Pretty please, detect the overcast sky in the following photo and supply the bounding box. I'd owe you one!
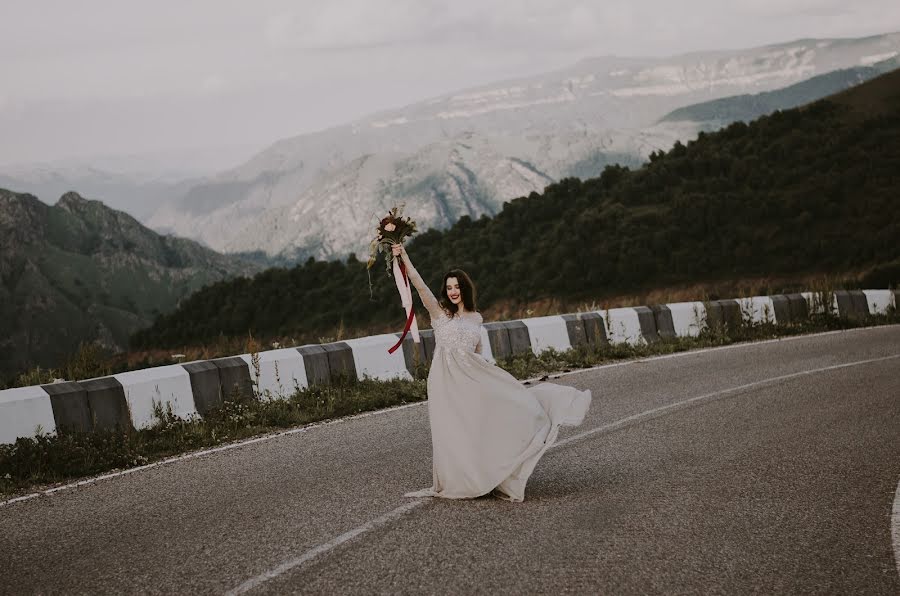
[2,0,899,172]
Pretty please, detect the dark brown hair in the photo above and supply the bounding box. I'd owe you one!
[440,269,477,316]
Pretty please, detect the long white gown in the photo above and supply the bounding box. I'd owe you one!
[401,259,592,502]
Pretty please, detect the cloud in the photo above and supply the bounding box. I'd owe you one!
[259,1,900,58]
[261,0,642,52]
[264,1,442,49]
[3,0,900,167]
[199,74,227,94]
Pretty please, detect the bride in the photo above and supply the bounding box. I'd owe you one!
[393,243,592,502]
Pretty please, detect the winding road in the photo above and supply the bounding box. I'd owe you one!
[2,325,899,595]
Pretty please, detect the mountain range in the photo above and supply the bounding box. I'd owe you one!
[143,32,900,263]
[0,165,196,221]
[0,190,259,380]
[133,66,900,351]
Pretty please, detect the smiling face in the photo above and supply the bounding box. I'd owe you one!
[445,276,462,305]
[441,268,476,315]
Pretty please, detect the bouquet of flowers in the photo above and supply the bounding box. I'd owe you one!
[367,204,420,353]
[367,204,418,275]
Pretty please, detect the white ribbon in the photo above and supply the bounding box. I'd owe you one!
[393,257,420,343]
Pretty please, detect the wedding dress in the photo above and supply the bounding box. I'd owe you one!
[401,259,592,502]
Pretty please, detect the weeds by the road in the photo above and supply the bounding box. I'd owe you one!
[0,377,427,498]
[1,308,897,498]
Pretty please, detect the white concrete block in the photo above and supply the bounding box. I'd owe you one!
[522,316,572,355]
[599,308,645,345]
[0,386,57,443]
[114,365,198,429]
[239,348,310,399]
[345,334,412,381]
[862,289,895,315]
[800,291,829,315]
[666,302,706,337]
[737,296,776,325]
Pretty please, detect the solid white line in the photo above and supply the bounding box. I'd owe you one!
[224,352,900,594]
[545,323,899,381]
[554,353,900,448]
[892,478,900,580]
[225,499,428,596]
[0,401,424,509]
[1,325,895,509]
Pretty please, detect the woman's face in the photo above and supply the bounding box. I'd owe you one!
[445,277,462,305]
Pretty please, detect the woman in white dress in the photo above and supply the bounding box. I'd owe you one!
[393,244,592,502]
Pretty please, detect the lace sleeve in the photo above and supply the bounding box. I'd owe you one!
[402,256,445,322]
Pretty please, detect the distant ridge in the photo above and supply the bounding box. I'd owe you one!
[146,32,900,264]
[660,56,900,126]
[0,189,259,380]
[132,68,900,350]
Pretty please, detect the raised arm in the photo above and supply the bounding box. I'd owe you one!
[393,244,444,321]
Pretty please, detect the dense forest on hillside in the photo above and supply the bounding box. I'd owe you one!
[131,69,900,350]
[0,191,258,379]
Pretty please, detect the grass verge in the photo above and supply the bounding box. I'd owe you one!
[1,310,897,499]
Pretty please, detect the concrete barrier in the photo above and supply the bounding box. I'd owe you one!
[322,342,358,382]
[114,365,197,429]
[706,300,741,332]
[786,294,809,322]
[600,308,646,345]
[483,321,532,359]
[2,287,894,444]
[345,334,412,381]
[665,302,705,337]
[0,386,57,443]
[522,316,571,355]
[399,335,427,377]
[297,345,331,387]
[649,305,677,339]
[238,348,309,400]
[581,312,609,347]
[800,291,829,316]
[483,322,512,360]
[418,329,436,362]
[181,361,223,416]
[737,296,777,325]
[862,290,895,315]
[79,377,133,432]
[633,306,660,342]
[834,290,869,320]
[212,357,254,402]
[506,321,532,355]
[41,381,92,434]
[561,314,586,347]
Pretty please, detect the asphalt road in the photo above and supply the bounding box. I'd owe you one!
[2,326,899,595]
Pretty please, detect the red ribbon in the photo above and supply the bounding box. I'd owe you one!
[388,261,415,354]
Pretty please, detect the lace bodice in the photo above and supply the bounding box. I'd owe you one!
[433,311,483,352]
[403,256,484,354]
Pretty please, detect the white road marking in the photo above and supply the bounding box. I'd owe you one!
[0,401,424,509]
[546,324,898,381]
[555,353,900,448]
[224,499,427,596]
[3,325,893,509]
[892,478,900,580]
[224,352,900,593]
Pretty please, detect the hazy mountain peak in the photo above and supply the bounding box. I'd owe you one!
[138,31,900,262]
[57,190,90,208]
